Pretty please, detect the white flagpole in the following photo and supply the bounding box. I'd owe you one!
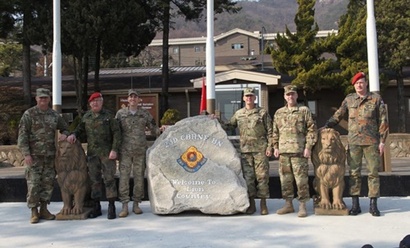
[366,0,380,93]
[206,0,215,114]
[52,0,62,112]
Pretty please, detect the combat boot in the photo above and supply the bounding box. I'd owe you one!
[133,201,143,214]
[349,196,362,216]
[107,199,116,220]
[88,199,102,218]
[260,198,269,215]
[298,202,307,218]
[276,198,295,215]
[246,197,256,214]
[119,203,128,218]
[369,198,380,217]
[30,207,39,224]
[39,201,55,220]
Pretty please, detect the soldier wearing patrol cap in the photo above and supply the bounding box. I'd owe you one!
[272,84,317,218]
[18,88,70,224]
[227,87,273,215]
[325,72,389,217]
[115,89,160,218]
[67,92,122,220]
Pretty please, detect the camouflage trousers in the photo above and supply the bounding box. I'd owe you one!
[347,144,381,198]
[87,155,118,200]
[25,155,56,208]
[278,154,310,202]
[241,152,270,199]
[118,151,146,203]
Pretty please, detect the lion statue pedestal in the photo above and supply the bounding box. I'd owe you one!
[311,128,349,216]
[55,140,92,220]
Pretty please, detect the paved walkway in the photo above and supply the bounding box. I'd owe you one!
[1,197,410,248]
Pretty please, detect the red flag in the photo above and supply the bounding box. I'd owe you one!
[199,76,207,114]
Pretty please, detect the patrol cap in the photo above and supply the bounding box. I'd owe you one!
[352,72,366,85]
[128,89,139,96]
[243,87,255,96]
[88,92,103,102]
[36,88,50,97]
[284,85,297,94]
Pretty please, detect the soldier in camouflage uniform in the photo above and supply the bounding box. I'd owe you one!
[272,85,317,218]
[325,72,389,217]
[115,89,160,218]
[67,92,122,220]
[18,88,70,224]
[228,87,273,215]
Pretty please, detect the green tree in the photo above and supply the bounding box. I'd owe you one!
[60,0,157,113]
[376,0,410,132]
[154,0,240,118]
[0,43,23,77]
[329,0,367,94]
[0,0,53,106]
[269,0,338,101]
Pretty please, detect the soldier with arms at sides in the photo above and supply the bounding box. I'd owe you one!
[115,89,160,217]
[272,85,317,218]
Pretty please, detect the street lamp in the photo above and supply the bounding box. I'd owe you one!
[260,26,267,71]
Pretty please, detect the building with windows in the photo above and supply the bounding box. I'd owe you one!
[2,28,408,134]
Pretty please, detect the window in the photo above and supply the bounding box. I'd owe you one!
[215,83,260,123]
[308,100,317,115]
[231,43,244,50]
[408,98,410,113]
[194,46,201,52]
[173,47,178,54]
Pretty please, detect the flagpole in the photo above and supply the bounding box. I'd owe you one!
[206,0,215,114]
[52,0,62,113]
[366,0,380,93]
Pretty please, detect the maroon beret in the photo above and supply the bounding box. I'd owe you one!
[352,72,366,85]
[88,92,103,102]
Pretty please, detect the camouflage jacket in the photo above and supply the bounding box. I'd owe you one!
[18,106,69,156]
[326,92,389,145]
[115,107,159,154]
[73,108,121,157]
[272,105,317,154]
[228,106,273,153]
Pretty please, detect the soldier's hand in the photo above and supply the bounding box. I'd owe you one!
[379,143,385,156]
[25,155,33,166]
[303,148,311,158]
[109,150,117,160]
[59,134,67,141]
[67,134,76,144]
[265,148,272,157]
[273,148,280,158]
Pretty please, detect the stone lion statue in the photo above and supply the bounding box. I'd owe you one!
[55,140,89,215]
[311,128,346,210]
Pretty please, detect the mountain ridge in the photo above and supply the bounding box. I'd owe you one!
[163,0,348,38]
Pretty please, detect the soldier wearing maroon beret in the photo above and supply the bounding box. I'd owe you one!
[68,92,121,220]
[325,72,389,217]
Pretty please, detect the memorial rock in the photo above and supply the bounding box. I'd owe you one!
[147,115,249,215]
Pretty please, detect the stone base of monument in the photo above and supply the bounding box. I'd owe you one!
[55,207,93,220]
[314,207,349,216]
